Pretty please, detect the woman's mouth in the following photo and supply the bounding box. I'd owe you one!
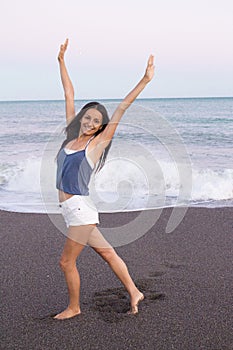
[83,125,96,133]
[84,125,94,131]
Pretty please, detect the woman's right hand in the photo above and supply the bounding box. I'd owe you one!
[57,38,75,123]
[58,38,69,62]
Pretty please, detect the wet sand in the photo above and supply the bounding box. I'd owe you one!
[0,207,233,350]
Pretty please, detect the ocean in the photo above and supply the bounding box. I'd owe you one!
[0,97,232,213]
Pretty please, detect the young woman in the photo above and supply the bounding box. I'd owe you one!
[54,39,154,320]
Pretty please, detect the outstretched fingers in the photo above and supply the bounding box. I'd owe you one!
[144,54,155,82]
[62,38,69,50]
[147,54,154,66]
[58,38,69,62]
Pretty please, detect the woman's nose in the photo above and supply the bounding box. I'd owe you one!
[89,119,95,128]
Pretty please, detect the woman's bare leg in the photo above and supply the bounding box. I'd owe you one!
[88,227,144,314]
[54,227,88,320]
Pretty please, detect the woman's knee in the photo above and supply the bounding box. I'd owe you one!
[59,256,76,272]
[97,248,117,263]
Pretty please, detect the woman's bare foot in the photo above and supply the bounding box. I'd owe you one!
[53,307,81,320]
[128,292,144,315]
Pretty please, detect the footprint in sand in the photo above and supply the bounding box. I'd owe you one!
[148,261,186,279]
[148,270,167,278]
[92,278,165,323]
[92,262,186,322]
[163,260,186,269]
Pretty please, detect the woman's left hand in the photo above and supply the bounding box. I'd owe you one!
[143,55,155,83]
[58,38,69,63]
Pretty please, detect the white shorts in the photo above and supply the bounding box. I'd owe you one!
[59,195,99,227]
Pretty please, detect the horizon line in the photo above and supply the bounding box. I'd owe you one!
[0,96,233,103]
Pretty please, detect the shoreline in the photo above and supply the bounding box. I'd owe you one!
[1,207,233,349]
[1,199,233,216]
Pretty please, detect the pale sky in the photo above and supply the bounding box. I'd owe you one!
[1,0,233,100]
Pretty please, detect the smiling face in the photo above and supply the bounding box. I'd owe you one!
[79,108,103,136]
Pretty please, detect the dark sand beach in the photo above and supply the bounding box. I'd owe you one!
[0,207,233,350]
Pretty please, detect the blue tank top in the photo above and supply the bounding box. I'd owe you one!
[56,138,94,195]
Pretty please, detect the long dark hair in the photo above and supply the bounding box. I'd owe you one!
[58,102,112,172]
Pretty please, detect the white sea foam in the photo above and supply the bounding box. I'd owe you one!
[2,157,41,192]
[0,155,232,213]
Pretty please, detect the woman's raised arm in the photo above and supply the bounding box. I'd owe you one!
[97,55,155,148]
[58,39,75,125]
